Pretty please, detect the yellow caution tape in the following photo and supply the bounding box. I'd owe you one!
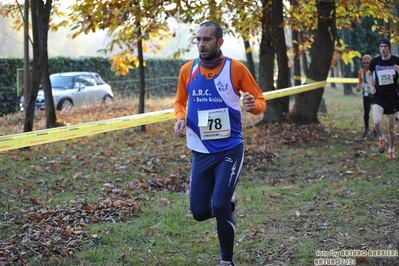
[0,79,346,153]
[263,81,326,100]
[295,76,359,84]
[327,77,358,84]
[0,109,175,152]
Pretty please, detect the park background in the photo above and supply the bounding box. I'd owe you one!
[0,1,399,265]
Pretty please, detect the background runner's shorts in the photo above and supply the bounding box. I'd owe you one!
[372,98,399,114]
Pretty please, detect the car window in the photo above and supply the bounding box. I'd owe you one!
[93,73,106,85]
[50,76,75,90]
[78,75,96,87]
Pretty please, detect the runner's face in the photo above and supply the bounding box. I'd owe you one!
[196,26,223,61]
[379,44,390,57]
[362,59,370,70]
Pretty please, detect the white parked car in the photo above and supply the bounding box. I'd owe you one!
[21,72,114,111]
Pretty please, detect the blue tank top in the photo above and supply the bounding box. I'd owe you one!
[186,57,243,153]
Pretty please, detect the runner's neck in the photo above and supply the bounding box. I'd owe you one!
[382,54,391,61]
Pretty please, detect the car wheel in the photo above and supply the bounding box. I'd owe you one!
[58,99,73,110]
[103,95,113,106]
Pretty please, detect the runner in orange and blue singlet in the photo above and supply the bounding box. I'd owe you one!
[174,21,266,266]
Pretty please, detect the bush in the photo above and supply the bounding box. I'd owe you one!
[0,87,19,116]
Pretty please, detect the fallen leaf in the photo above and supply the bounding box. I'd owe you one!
[22,181,35,187]
[351,173,360,178]
[65,228,74,234]
[28,213,45,220]
[272,179,281,185]
[145,228,153,235]
[51,257,61,263]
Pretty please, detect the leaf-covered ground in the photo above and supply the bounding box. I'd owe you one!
[1,97,399,265]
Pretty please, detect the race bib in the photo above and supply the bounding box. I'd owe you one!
[198,108,231,140]
[377,69,395,86]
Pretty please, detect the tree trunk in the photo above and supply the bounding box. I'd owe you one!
[137,21,146,132]
[290,0,301,87]
[290,0,336,124]
[340,27,354,96]
[272,0,290,112]
[260,0,290,123]
[24,0,55,133]
[42,59,59,127]
[329,67,336,88]
[244,39,256,81]
[23,0,30,113]
[300,31,309,77]
[39,3,58,128]
[292,28,301,86]
[258,0,275,117]
[23,0,36,133]
[342,60,353,95]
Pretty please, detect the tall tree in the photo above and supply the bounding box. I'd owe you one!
[291,0,301,87]
[136,20,146,132]
[261,0,291,123]
[258,0,275,102]
[23,0,29,119]
[26,0,60,132]
[291,0,336,124]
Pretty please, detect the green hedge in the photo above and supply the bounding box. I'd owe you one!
[0,88,19,116]
[0,58,24,87]
[0,57,189,115]
[0,56,188,86]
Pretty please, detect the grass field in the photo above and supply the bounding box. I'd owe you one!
[0,85,398,266]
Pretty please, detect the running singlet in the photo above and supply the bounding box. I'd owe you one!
[369,55,399,99]
[186,58,243,154]
[360,70,372,98]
